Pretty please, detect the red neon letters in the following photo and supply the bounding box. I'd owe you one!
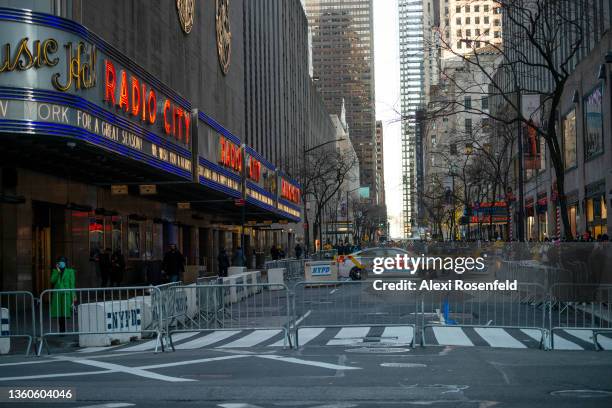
[248,156,261,182]
[281,179,300,204]
[219,137,242,172]
[103,59,189,144]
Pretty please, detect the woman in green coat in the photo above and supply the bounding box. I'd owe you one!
[50,256,76,333]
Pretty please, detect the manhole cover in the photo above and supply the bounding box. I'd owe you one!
[551,390,612,398]
[345,347,411,353]
[380,362,426,368]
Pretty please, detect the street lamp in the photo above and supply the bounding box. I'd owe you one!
[449,163,457,241]
[304,138,346,153]
[346,186,361,244]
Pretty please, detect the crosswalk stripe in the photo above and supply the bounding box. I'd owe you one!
[218,330,282,348]
[78,345,123,353]
[563,329,612,350]
[271,327,325,347]
[380,326,414,345]
[432,326,474,346]
[175,331,241,350]
[327,327,371,346]
[552,334,583,350]
[118,332,199,352]
[474,328,526,348]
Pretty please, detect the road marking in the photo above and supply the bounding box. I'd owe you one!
[432,326,473,346]
[118,332,199,352]
[380,326,414,345]
[520,328,545,344]
[285,327,326,347]
[0,359,58,367]
[175,330,241,349]
[218,330,282,348]
[474,328,526,348]
[218,404,263,408]
[65,358,195,382]
[256,354,361,370]
[293,310,312,327]
[0,370,111,382]
[78,345,123,353]
[552,334,583,350]
[327,327,371,346]
[77,404,134,408]
[138,355,248,370]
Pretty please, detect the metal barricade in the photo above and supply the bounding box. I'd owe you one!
[420,282,548,349]
[549,283,612,350]
[38,286,164,355]
[292,280,418,348]
[0,291,36,355]
[265,258,308,283]
[165,283,291,349]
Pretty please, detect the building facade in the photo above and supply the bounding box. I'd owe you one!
[0,1,302,292]
[303,0,377,204]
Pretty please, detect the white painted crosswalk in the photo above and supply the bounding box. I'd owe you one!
[73,325,612,354]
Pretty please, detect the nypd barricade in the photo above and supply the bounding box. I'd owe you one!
[304,260,338,282]
[38,287,164,355]
[0,291,37,355]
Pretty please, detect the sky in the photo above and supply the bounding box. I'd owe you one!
[373,0,403,238]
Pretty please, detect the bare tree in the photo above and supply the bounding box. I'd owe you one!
[422,0,592,240]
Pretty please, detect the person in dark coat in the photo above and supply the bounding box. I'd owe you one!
[295,243,303,259]
[110,250,125,287]
[271,246,279,261]
[98,248,112,287]
[232,246,246,267]
[162,244,185,282]
[217,248,230,277]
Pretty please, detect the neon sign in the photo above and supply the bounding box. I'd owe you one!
[281,179,300,204]
[104,59,190,144]
[218,136,242,172]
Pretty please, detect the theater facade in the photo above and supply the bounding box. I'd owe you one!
[0,5,301,292]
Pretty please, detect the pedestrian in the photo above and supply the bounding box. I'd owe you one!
[110,250,125,287]
[217,248,230,277]
[294,243,303,259]
[50,256,76,333]
[162,244,185,282]
[98,248,112,287]
[271,245,279,261]
[232,246,246,266]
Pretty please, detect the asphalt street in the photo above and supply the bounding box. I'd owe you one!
[1,342,612,407]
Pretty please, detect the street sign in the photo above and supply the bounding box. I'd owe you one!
[177,202,191,210]
[111,185,128,195]
[234,198,246,206]
[139,184,157,195]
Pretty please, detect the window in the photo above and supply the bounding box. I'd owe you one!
[457,29,462,37]
[465,118,473,135]
[481,96,489,110]
[562,109,577,168]
[466,29,471,37]
[464,96,472,108]
[457,41,462,49]
[466,17,471,24]
[466,5,470,12]
[494,19,500,26]
[456,17,461,25]
[484,16,489,24]
[484,5,489,12]
[494,31,500,38]
[456,6,461,12]
[475,17,480,24]
[584,86,604,160]
[450,143,458,155]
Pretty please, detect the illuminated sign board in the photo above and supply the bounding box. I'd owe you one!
[0,20,192,178]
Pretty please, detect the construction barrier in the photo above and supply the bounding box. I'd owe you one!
[38,286,164,355]
[0,291,36,355]
[292,280,418,348]
[549,283,612,350]
[164,283,291,350]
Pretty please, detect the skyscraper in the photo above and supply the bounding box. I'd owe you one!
[398,0,426,237]
[303,0,377,203]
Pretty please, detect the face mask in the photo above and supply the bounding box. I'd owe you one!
[58,261,66,270]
